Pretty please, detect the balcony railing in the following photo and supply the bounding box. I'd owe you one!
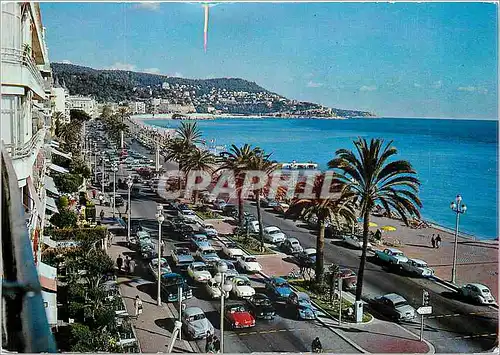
[1,144,57,352]
[1,47,45,93]
[5,128,46,160]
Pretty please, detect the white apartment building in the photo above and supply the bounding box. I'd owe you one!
[1,2,57,327]
[68,95,97,117]
[128,101,146,114]
[51,78,70,123]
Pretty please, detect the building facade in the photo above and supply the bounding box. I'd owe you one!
[51,79,70,123]
[68,95,97,117]
[128,101,146,114]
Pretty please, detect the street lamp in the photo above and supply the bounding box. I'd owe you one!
[214,262,233,354]
[94,143,98,182]
[450,194,467,284]
[112,164,118,218]
[156,207,165,306]
[101,156,108,196]
[126,175,133,245]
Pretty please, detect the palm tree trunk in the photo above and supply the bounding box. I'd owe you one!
[355,207,371,301]
[237,187,244,227]
[315,220,325,284]
[256,192,264,251]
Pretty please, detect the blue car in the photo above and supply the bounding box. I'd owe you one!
[265,276,292,299]
[190,234,210,250]
[160,273,193,302]
[286,291,317,320]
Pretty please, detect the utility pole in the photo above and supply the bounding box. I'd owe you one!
[338,277,343,326]
[420,290,430,341]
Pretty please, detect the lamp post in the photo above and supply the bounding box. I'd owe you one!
[94,143,98,182]
[450,194,467,284]
[126,175,133,245]
[156,207,165,306]
[112,164,118,218]
[214,262,233,354]
[101,156,108,195]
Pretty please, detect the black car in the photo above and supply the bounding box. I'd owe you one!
[245,293,276,320]
[113,195,125,207]
[222,204,238,217]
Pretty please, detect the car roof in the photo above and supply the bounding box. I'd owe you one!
[304,248,316,254]
[264,226,280,231]
[184,307,204,316]
[287,237,300,243]
[272,276,287,283]
[253,293,269,299]
[409,258,427,265]
[161,272,181,279]
[385,247,403,253]
[382,293,406,302]
[467,283,489,289]
[191,261,207,267]
[198,245,215,251]
[234,275,250,281]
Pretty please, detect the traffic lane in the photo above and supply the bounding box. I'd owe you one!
[244,203,498,352]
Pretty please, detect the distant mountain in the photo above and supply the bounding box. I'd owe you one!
[51,63,375,118]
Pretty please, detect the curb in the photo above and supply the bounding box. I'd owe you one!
[258,271,368,354]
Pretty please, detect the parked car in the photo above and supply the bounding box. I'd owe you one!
[204,278,229,299]
[246,220,260,233]
[171,247,195,269]
[246,293,276,319]
[181,307,214,340]
[230,276,256,299]
[281,238,304,255]
[187,262,212,283]
[111,194,125,207]
[195,245,221,265]
[265,276,293,300]
[222,241,244,260]
[209,259,239,278]
[458,283,497,305]
[263,226,287,244]
[295,248,317,268]
[224,303,256,329]
[140,243,158,260]
[273,202,290,214]
[374,248,408,265]
[200,224,218,238]
[400,258,434,277]
[237,255,262,273]
[190,234,210,250]
[286,291,317,320]
[149,257,172,279]
[160,273,192,302]
[265,199,280,208]
[368,293,416,322]
[213,199,227,210]
[342,234,373,250]
[339,268,357,291]
[180,209,198,223]
[222,204,238,217]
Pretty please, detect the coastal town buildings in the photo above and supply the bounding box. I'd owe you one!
[51,78,70,123]
[128,101,146,114]
[1,1,58,329]
[68,95,97,117]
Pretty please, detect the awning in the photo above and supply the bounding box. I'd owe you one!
[26,176,43,216]
[45,197,59,214]
[44,176,60,196]
[39,262,57,291]
[50,147,72,160]
[48,163,69,174]
[41,291,58,326]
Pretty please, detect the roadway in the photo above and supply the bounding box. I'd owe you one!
[243,202,498,353]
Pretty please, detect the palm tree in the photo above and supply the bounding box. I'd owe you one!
[165,138,194,189]
[328,138,422,301]
[287,191,356,284]
[118,106,129,123]
[245,148,277,251]
[177,121,202,145]
[218,144,261,226]
[183,148,216,203]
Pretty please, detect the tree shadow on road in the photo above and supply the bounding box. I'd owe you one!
[137,282,159,302]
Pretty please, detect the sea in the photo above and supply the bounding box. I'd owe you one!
[144,117,499,240]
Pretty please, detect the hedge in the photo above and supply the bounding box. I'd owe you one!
[45,227,107,242]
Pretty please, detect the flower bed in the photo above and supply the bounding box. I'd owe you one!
[231,233,275,256]
[289,280,372,323]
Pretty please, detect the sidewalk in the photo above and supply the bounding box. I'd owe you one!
[94,201,196,353]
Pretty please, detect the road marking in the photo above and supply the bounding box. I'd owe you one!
[428,311,497,319]
[432,333,497,342]
[228,328,306,337]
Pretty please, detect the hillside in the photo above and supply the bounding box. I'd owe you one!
[51,63,375,118]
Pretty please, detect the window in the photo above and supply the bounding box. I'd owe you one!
[44,301,48,308]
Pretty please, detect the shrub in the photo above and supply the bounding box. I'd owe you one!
[50,208,78,228]
[58,196,69,208]
[45,226,107,243]
[54,173,83,193]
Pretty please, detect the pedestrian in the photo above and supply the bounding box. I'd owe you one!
[100,209,105,220]
[160,240,165,256]
[125,202,129,214]
[205,332,214,353]
[213,335,220,353]
[129,259,136,274]
[116,254,123,271]
[92,189,97,199]
[436,234,442,248]
[124,255,131,273]
[134,295,143,317]
[431,234,436,248]
[119,210,122,219]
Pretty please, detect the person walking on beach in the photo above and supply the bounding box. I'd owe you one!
[116,254,123,271]
[134,295,143,317]
[431,234,436,248]
[435,234,442,248]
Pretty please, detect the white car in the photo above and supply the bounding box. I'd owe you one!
[149,258,171,279]
[187,262,212,283]
[400,258,434,277]
[200,224,218,238]
[458,283,497,305]
[204,278,229,299]
[263,226,286,244]
[342,234,373,250]
[237,255,262,273]
[181,209,198,222]
[213,199,227,210]
[246,220,260,233]
[222,241,244,260]
[230,276,256,299]
[195,245,221,264]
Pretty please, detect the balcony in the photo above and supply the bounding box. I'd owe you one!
[1,145,57,352]
[1,47,46,100]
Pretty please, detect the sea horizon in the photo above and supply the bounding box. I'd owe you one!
[141,116,499,241]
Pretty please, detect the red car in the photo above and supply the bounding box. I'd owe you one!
[224,303,256,329]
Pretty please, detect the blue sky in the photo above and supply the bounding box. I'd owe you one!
[41,2,498,119]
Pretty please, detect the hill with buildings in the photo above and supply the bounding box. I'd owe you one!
[51,63,375,118]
